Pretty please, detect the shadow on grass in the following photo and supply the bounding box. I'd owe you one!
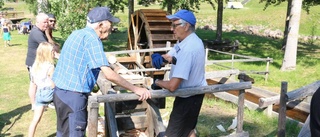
[197,112,300,136]
[7,44,22,47]
[0,104,31,136]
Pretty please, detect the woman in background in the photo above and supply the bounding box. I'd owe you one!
[2,22,11,47]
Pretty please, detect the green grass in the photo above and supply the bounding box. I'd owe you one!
[1,1,319,136]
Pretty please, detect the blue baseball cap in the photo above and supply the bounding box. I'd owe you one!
[87,7,120,23]
[166,9,196,26]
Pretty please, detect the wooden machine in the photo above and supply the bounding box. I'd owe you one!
[97,9,177,136]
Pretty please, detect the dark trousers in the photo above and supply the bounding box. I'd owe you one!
[165,94,204,137]
[310,87,320,137]
[53,87,89,137]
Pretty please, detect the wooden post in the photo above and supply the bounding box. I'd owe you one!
[278,81,288,137]
[88,96,99,137]
[236,73,246,133]
[105,102,118,137]
[146,100,166,136]
[265,57,270,82]
[205,48,209,66]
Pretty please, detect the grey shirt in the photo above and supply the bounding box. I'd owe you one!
[26,26,48,66]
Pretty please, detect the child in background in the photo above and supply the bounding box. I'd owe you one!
[2,22,11,47]
[28,42,56,137]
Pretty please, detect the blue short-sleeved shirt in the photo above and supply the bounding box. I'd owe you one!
[168,33,207,96]
[52,27,109,93]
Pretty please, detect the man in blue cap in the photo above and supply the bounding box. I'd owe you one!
[52,7,152,137]
[151,9,207,137]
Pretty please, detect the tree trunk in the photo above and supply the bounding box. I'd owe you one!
[166,0,172,14]
[37,0,48,13]
[128,0,134,28]
[215,0,223,42]
[280,0,302,71]
[281,0,292,50]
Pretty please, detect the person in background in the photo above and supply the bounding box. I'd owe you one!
[28,42,57,137]
[25,13,49,111]
[2,22,11,47]
[151,9,207,137]
[47,14,60,54]
[52,7,151,137]
[0,15,5,28]
[45,13,56,44]
[45,14,59,109]
[309,87,320,136]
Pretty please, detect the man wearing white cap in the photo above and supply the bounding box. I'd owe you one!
[52,7,152,137]
[151,9,207,137]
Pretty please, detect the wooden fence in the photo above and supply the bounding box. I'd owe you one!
[87,74,252,137]
[258,80,320,136]
[205,48,273,81]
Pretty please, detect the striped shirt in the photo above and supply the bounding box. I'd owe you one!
[53,27,109,93]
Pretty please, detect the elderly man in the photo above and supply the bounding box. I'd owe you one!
[25,13,49,111]
[52,7,151,137]
[151,9,207,137]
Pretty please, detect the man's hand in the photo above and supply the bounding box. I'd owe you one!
[151,53,163,69]
[133,87,152,101]
[151,79,162,89]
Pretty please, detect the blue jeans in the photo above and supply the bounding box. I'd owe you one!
[53,87,89,137]
[35,87,53,107]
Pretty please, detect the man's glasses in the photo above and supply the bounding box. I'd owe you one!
[171,23,182,29]
[49,20,56,23]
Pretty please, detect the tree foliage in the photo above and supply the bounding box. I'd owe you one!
[25,0,127,38]
[260,0,320,13]
[0,0,4,9]
[24,0,217,39]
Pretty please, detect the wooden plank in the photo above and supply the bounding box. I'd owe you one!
[116,114,147,130]
[151,34,175,41]
[152,43,175,48]
[143,12,167,17]
[105,47,171,55]
[144,16,169,21]
[207,48,273,62]
[139,9,166,13]
[96,82,252,103]
[206,58,272,63]
[146,19,170,23]
[212,92,305,127]
[205,70,240,79]
[146,100,166,137]
[149,26,171,31]
[259,80,320,108]
[115,100,148,113]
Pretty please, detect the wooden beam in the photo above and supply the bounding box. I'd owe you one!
[259,80,320,108]
[105,47,171,55]
[96,82,252,103]
[205,69,240,79]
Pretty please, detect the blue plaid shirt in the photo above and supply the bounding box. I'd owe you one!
[53,27,109,93]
